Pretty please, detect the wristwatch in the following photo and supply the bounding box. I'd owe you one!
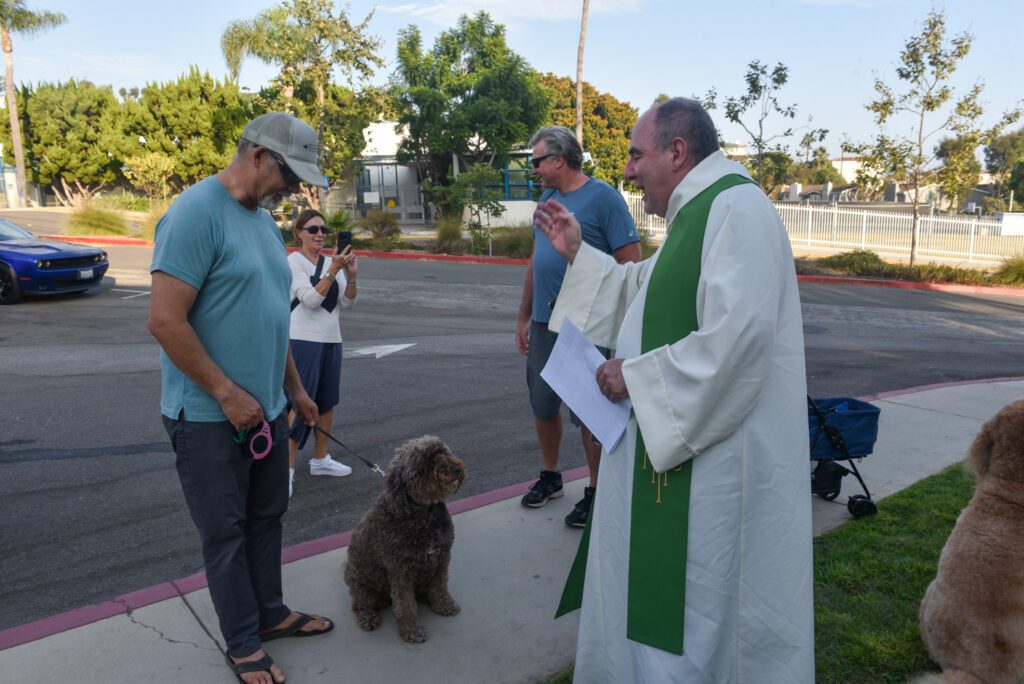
[322,272,335,282]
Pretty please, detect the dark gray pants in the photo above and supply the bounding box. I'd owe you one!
[163,412,291,657]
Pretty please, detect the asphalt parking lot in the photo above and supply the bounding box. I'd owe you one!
[2,256,1024,631]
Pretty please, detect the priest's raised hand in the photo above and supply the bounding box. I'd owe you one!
[534,198,582,262]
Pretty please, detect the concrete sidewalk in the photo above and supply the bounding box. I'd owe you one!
[2,379,1022,683]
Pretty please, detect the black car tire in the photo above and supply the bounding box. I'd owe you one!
[0,263,23,305]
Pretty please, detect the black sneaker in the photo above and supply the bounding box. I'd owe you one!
[521,470,564,508]
[564,487,595,528]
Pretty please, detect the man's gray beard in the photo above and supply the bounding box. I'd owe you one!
[258,195,280,211]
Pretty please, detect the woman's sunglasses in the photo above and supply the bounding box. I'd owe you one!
[301,225,330,235]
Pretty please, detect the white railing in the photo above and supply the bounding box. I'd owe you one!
[621,191,667,233]
[622,191,1022,265]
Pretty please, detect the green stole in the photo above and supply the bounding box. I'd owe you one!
[555,173,754,655]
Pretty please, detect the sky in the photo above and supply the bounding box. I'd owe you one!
[10,0,1023,160]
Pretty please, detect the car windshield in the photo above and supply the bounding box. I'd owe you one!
[0,219,33,241]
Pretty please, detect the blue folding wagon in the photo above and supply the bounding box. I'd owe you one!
[808,396,881,519]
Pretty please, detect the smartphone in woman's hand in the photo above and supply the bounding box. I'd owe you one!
[336,230,352,253]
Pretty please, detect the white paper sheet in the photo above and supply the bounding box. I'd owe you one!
[540,319,632,452]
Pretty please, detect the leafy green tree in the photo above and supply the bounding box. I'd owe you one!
[747,149,793,195]
[0,0,66,207]
[1007,162,1024,209]
[392,12,549,219]
[123,151,176,201]
[799,129,829,164]
[258,78,385,187]
[15,80,125,205]
[222,0,383,206]
[538,73,637,187]
[790,146,846,186]
[984,128,1024,195]
[934,136,981,212]
[702,61,798,192]
[119,68,252,188]
[844,9,1021,264]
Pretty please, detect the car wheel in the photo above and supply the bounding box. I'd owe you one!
[0,264,23,305]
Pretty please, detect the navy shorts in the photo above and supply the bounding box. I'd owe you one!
[526,320,610,425]
[288,339,342,441]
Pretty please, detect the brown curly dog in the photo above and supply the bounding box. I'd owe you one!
[917,398,1024,684]
[343,435,466,643]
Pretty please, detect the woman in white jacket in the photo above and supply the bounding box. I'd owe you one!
[286,209,358,497]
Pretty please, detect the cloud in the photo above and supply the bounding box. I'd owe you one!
[376,0,640,26]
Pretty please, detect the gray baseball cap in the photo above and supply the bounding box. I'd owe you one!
[242,112,329,188]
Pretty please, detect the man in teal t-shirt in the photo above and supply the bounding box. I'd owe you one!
[516,126,641,529]
[149,113,333,683]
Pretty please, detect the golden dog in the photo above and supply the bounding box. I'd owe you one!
[918,398,1024,683]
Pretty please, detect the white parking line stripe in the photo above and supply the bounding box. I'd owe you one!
[112,288,151,300]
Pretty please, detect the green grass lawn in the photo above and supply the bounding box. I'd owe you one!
[538,464,975,684]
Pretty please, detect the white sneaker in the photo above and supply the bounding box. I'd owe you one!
[309,454,352,477]
[289,468,295,498]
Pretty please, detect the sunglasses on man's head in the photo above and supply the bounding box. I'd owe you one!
[530,154,557,169]
[269,151,302,185]
[302,225,329,235]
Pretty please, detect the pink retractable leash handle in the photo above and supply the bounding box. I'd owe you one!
[234,420,273,460]
[247,420,273,460]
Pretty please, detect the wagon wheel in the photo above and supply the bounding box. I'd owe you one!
[817,489,841,501]
[0,264,23,305]
[847,495,877,519]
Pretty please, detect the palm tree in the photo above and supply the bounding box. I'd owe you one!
[221,6,300,103]
[0,0,65,208]
[575,0,590,147]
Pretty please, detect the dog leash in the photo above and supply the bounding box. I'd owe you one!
[311,425,386,477]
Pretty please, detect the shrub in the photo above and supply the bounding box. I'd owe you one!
[279,226,296,247]
[995,254,1024,285]
[68,201,128,236]
[434,217,466,254]
[818,249,887,274]
[327,210,355,234]
[363,209,400,250]
[492,225,534,258]
[638,228,658,259]
[94,191,151,212]
[467,225,491,255]
[139,199,172,242]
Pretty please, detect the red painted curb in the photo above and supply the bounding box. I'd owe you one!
[797,274,1024,298]
[861,375,1024,402]
[42,235,151,247]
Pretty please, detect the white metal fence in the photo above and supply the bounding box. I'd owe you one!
[622,191,1023,265]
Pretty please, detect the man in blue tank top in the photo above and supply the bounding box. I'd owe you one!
[516,126,641,528]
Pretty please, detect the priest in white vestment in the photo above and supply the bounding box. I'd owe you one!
[538,98,814,683]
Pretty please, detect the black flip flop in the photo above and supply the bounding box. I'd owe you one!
[259,612,334,642]
[226,652,276,683]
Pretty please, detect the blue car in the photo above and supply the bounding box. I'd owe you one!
[0,219,109,304]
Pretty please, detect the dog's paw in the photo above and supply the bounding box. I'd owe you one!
[355,610,382,631]
[431,598,460,617]
[399,625,428,643]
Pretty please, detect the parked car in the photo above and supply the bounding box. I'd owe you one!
[0,219,109,304]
